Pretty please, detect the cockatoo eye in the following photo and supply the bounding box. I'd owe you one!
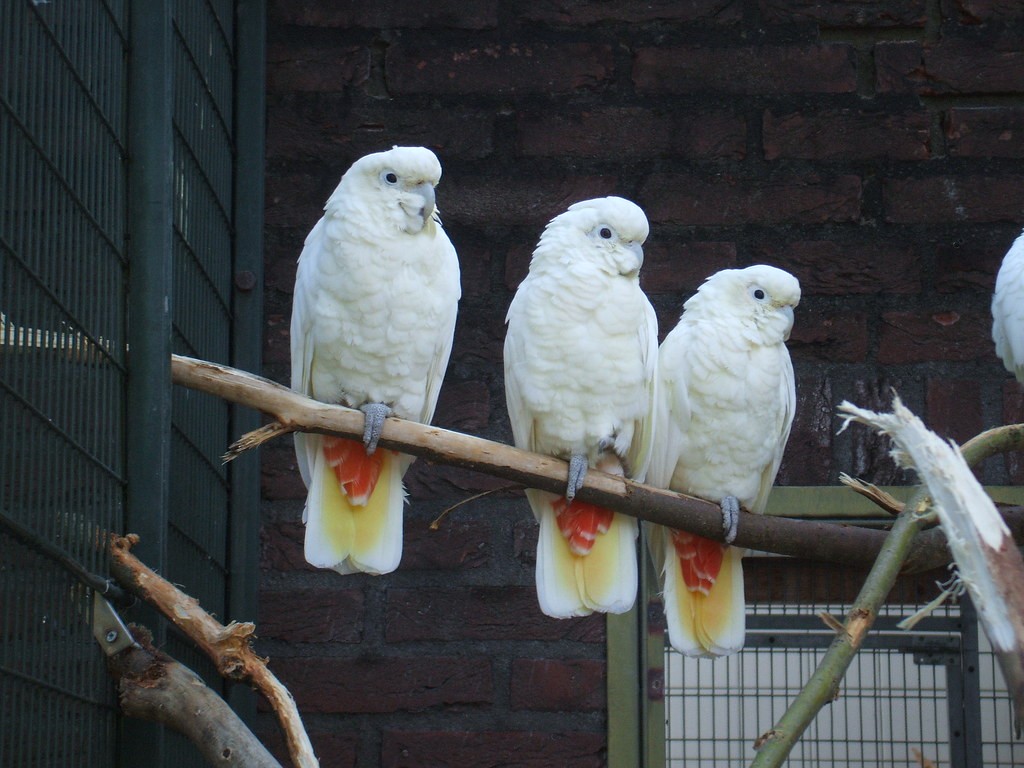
[599,227,613,239]
[751,287,767,301]
[382,171,399,185]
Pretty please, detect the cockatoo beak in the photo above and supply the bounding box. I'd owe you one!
[620,241,644,276]
[781,304,795,341]
[413,181,436,220]
[399,182,436,233]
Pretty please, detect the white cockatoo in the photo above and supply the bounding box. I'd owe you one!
[290,146,461,575]
[992,230,1024,382]
[504,197,658,618]
[646,265,799,656]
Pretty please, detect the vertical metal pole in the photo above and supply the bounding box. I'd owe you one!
[124,0,172,764]
[959,595,984,768]
[226,0,266,725]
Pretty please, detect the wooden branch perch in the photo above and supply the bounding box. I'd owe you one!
[170,354,1024,573]
[109,534,318,768]
[108,624,281,768]
[171,354,1024,573]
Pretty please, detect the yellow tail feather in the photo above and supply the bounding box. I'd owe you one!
[304,437,408,575]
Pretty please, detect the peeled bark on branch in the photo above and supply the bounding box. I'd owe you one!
[170,354,1023,573]
[109,534,318,768]
[108,626,281,768]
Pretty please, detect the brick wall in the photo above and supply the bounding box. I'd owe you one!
[259,2,1024,765]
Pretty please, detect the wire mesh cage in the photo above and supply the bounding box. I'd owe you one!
[0,2,129,765]
[1,1,261,766]
[656,556,1024,768]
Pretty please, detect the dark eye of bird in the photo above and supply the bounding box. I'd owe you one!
[753,289,766,300]
[599,227,612,239]
[385,172,398,184]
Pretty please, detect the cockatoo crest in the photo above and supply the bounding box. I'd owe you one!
[325,145,442,236]
[531,196,648,278]
[683,264,800,344]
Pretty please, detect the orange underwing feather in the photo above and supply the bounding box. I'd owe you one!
[552,497,615,556]
[322,435,388,506]
[671,530,726,596]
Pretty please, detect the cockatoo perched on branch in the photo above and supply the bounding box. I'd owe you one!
[290,146,461,575]
[646,265,799,656]
[992,230,1024,382]
[504,197,658,618]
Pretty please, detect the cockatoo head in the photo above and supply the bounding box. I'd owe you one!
[688,265,801,342]
[331,146,443,235]
[535,196,649,278]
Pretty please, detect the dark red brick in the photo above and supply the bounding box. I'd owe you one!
[877,40,1024,95]
[386,587,606,642]
[265,172,330,228]
[266,40,370,94]
[944,0,1024,24]
[269,0,498,28]
[381,730,606,768]
[760,0,926,26]
[926,379,983,444]
[271,656,493,713]
[261,438,306,501]
[788,309,869,363]
[256,723,359,768]
[877,311,991,364]
[776,375,833,486]
[510,659,606,712]
[401,517,492,571]
[518,107,745,160]
[884,176,1024,224]
[1003,382,1024,483]
[763,109,931,161]
[946,107,1024,159]
[433,380,491,432]
[934,235,1005,294]
[639,173,861,226]
[512,0,742,25]
[758,240,921,295]
[633,45,857,94]
[640,242,738,297]
[259,587,365,643]
[261,518,317,572]
[386,43,614,96]
[442,175,619,228]
[267,103,496,165]
[260,515,493,573]
[845,376,911,485]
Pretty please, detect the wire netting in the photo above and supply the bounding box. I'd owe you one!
[660,558,1024,767]
[0,2,129,766]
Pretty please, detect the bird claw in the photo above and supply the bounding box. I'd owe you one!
[359,403,392,455]
[721,496,740,545]
[566,453,588,502]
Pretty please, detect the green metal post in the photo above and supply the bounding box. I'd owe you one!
[124,0,172,764]
[226,0,266,725]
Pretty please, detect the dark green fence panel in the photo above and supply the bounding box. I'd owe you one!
[0,2,129,766]
[1,1,263,766]
[165,1,237,761]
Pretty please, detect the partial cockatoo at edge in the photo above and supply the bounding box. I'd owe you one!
[290,146,461,575]
[646,265,799,656]
[504,197,658,618]
[992,230,1024,382]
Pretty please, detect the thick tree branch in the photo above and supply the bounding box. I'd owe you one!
[109,534,317,768]
[108,625,281,768]
[171,354,1024,573]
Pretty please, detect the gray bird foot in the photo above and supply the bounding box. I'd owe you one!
[721,495,740,545]
[359,403,392,455]
[566,453,588,502]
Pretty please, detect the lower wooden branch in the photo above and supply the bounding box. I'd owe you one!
[109,534,318,768]
[109,627,280,768]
